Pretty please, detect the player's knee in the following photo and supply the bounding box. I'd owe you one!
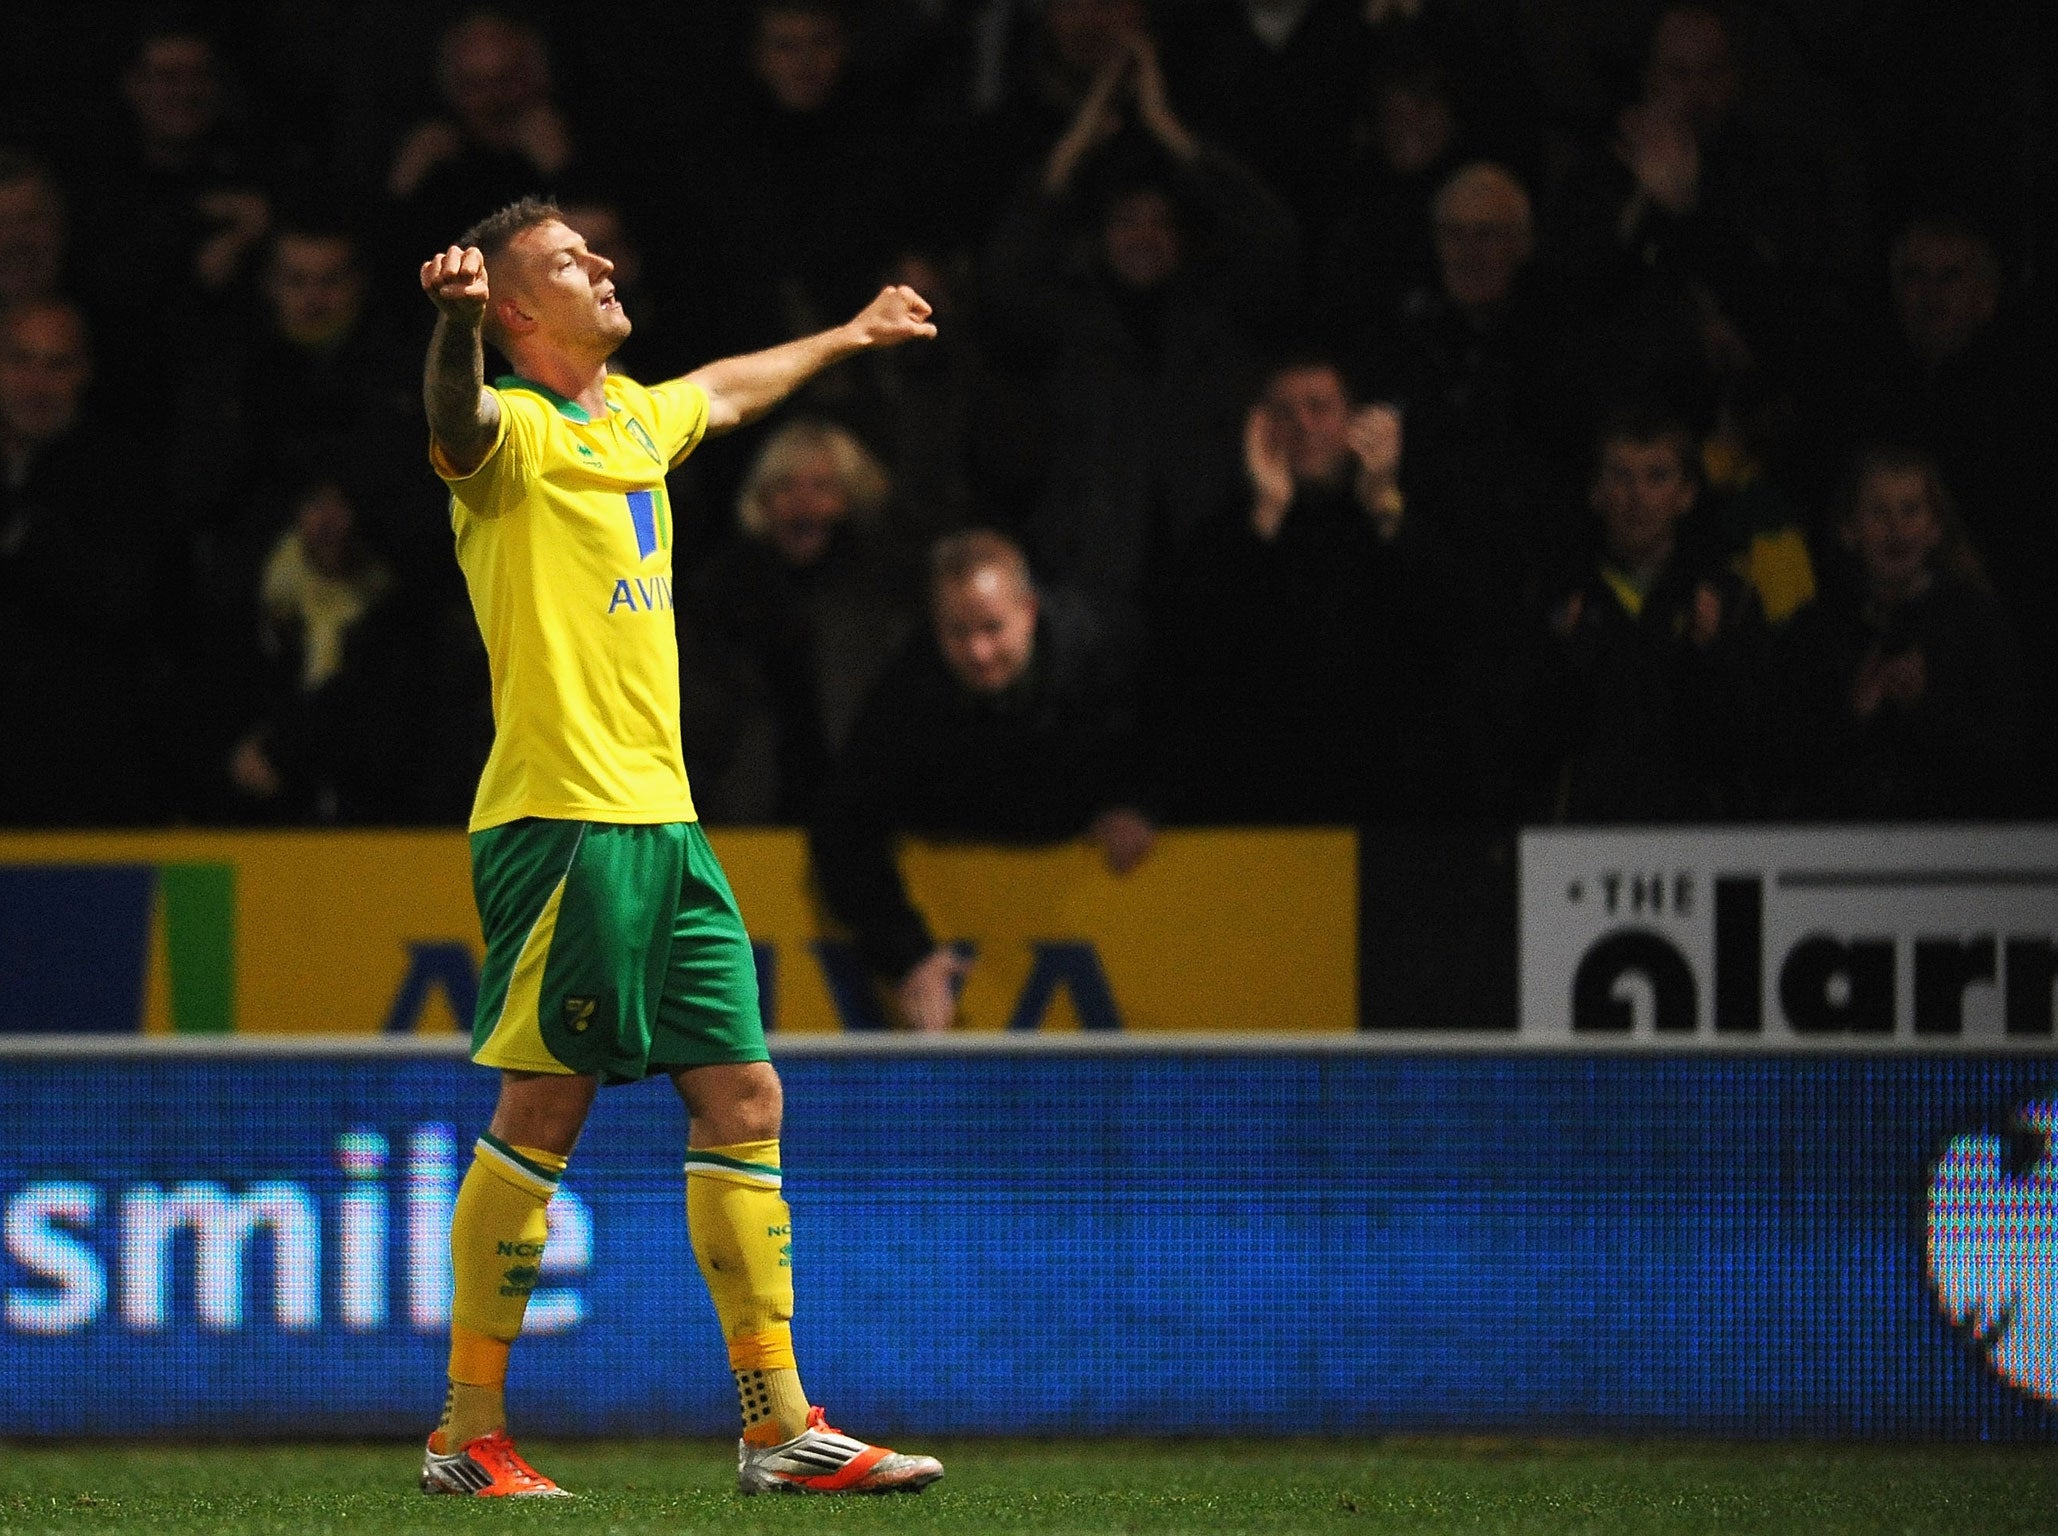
[676,1060,783,1144]
[727,1065,783,1141]
[711,1097,781,1145]
[488,1069,597,1156]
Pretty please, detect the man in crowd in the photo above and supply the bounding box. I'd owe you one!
[1358,163,1586,607]
[173,220,421,556]
[677,0,927,365]
[984,24,1297,673]
[1546,0,1855,374]
[1838,214,2051,531]
[165,218,434,799]
[1151,354,1458,823]
[810,530,1154,1032]
[0,300,171,823]
[77,17,274,433]
[0,151,69,312]
[1861,215,2055,767]
[389,10,581,269]
[1526,406,1767,823]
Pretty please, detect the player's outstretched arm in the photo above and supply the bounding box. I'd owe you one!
[420,244,502,478]
[687,285,936,437]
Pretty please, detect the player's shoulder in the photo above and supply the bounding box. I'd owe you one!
[620,371,711,440]
[623,368,711,406]
[602,370,658,410]
[494,374,591,425]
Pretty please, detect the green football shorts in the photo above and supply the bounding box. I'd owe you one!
[467,818,768,1082]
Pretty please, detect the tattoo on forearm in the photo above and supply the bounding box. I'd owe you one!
[424,316,493,457]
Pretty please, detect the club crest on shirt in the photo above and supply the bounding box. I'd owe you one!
[624,418,662,464]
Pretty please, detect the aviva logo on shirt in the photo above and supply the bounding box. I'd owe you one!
[0,863,234,1033]
[607,574,675,614]
[609,487,673,613]
[622,488,668,561]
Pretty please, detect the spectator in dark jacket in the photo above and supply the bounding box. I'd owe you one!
[1527,406,1767,823]
[385,11,583,290]
[164,218,435,778]
[0,300,174,824]
[224,480,420,824]
[1358,163,1586,606]
[983,26,1298,670]
[1832,215,2055,555]
[72,18,276,439]
[1828,215,2058,799]
[957,0,1152,241]
[809,530,1153,1032]
[1776,446,2028,820]
[171,220,423,598]
[0,150,71,312]
[672,0,929,363]
[1158,0,1370,250]
[1542,1,1857,382]
[1343,162,1589,807]
[1150,354,1459,824]
[1312,44,1471,366]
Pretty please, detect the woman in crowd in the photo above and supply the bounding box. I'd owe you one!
[681,418,920,823]
[1776,447,2028,819]
[226,480,418,822]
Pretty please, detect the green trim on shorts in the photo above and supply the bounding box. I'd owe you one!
[468,818,767,1083]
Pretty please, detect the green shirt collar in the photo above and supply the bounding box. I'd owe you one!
[494,373,594,423]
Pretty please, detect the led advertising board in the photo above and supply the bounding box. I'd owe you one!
[2,1046,2052,1439]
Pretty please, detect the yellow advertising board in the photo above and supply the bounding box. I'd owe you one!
[0,829,1356,1035]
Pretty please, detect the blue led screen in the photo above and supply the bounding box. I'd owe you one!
[2,1050,2054,1439]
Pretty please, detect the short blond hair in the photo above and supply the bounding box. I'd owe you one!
[735,418,891,536]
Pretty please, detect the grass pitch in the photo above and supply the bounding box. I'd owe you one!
[3,1439,2056,1536]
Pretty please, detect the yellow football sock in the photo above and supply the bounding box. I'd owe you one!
[438,1134,566,1448]
[733,1361,813,1445]
[436,1354,504,1452]
[686,1140,811,1441]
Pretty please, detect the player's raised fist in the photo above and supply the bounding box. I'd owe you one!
[847,284,937,350]
[421,245,489,323]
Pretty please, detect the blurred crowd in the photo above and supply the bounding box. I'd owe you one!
[2,0,2053,835]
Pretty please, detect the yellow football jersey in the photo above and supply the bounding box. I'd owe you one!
[432,372,708,831]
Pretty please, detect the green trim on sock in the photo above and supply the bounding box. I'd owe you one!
[479,1131,564,1190]
[684,1148,782,1180]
